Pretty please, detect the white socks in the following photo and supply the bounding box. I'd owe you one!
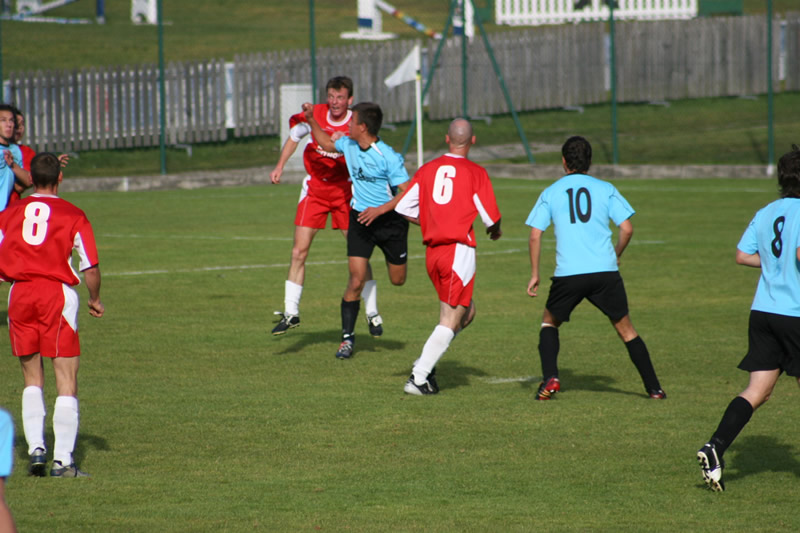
[284,280,303,316]
[413,325,455,385]
[53,396,79,466]
[22,386,46,455]
[361,279,378,317]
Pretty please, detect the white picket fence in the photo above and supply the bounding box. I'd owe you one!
[496,0,697,26]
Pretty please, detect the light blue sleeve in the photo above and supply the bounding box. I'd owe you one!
[737,216,759,254]
[334,136,355,154]
[608,186,635,226]
[525,190,552,231]
[0,409,13,477]
[387,151,409,187]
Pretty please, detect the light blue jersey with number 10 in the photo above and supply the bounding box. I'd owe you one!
[738,197,800,317]
[526,173,635,277]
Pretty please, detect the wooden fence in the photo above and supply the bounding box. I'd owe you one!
[5,15,799,153]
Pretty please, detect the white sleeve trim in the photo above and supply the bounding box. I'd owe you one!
[473,193,496,228]
[289,122,312,143]
[395,182,420,218]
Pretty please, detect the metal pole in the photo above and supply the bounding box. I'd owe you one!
[309,0,317,103]
[157,0,167,175]
[401,1,457,156]
[460,0,468,118]
[472,0,535,164]
[609,0,619,165]
[767,0,775,175]
[0,16,3,101]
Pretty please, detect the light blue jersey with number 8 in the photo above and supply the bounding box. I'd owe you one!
[738,197,800,317]
[526,173,635,277]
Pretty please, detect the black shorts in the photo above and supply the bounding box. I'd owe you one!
[545,271,629,323]
[738,310,800,377]
[347,208,409,265]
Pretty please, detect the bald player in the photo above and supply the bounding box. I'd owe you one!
[395,119,502,395]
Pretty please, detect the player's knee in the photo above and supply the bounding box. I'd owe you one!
[290,246,310,264]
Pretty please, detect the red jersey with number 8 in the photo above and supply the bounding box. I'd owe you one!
[0,194,99,286]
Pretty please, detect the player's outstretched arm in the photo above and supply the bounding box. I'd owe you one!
[528,227,543,297]
[270,137,300,184]
[5,151,31,188]
[302,103,336,153]
[83,266,105,318]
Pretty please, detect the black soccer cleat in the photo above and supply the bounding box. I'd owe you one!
[28,447,46,477]
[50,460,90,478]
[271,312,300,335]
[697,443,725,492]
[536,376,561,401]
[648,388,667,399]
[366,313,383,337]
[404,374,438,395]
[335,337,355,359]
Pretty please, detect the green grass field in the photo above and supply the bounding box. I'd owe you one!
[0,176,798,531]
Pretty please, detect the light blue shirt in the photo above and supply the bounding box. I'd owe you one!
[334,137,409,212]
[0,409,13,477]
[0,144,22,212]
[526,173,635,277]
[738,197,800,317]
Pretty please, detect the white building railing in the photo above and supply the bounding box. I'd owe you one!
[496,0,698,26]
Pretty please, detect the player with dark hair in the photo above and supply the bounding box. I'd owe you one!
[0,152,105,478]
[270,77,384,337]
[526,136,665,400]
[697,144,800,492]
[304,101,410,359]
[396,118,502,394]
[0,104,31,211]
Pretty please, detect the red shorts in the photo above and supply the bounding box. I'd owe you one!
[426,243,476,308]
[294,176,352,230]
[8,280,81,358]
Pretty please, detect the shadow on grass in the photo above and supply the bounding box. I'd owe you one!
[549,368,651,399]
[270,328,405,356]
[725,435,800,483]
[391,360,489,392]
[15,430,110,467]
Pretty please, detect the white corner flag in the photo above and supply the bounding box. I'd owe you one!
[384,45,420,89]
[384,45,424,169]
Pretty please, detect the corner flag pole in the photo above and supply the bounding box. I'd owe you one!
[766,0,775,175]
[609,0,619,166]
[309,0,317,102]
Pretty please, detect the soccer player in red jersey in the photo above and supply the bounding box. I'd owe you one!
[395,119,502,394]
[269,77,383,337]
[0,152,105,477]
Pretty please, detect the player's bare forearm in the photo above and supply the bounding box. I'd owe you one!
[302,103,336,152]
[11,163,31,188]
[401,215,420,225]
[736,249,761,268]
[357,181,409,226]
[270,138,300,184]
[528,228,543,297]
[83,266,105,318]
[615,219,633,259]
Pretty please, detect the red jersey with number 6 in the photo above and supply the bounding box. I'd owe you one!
[396,153,501,247]
[0,193,99,286]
